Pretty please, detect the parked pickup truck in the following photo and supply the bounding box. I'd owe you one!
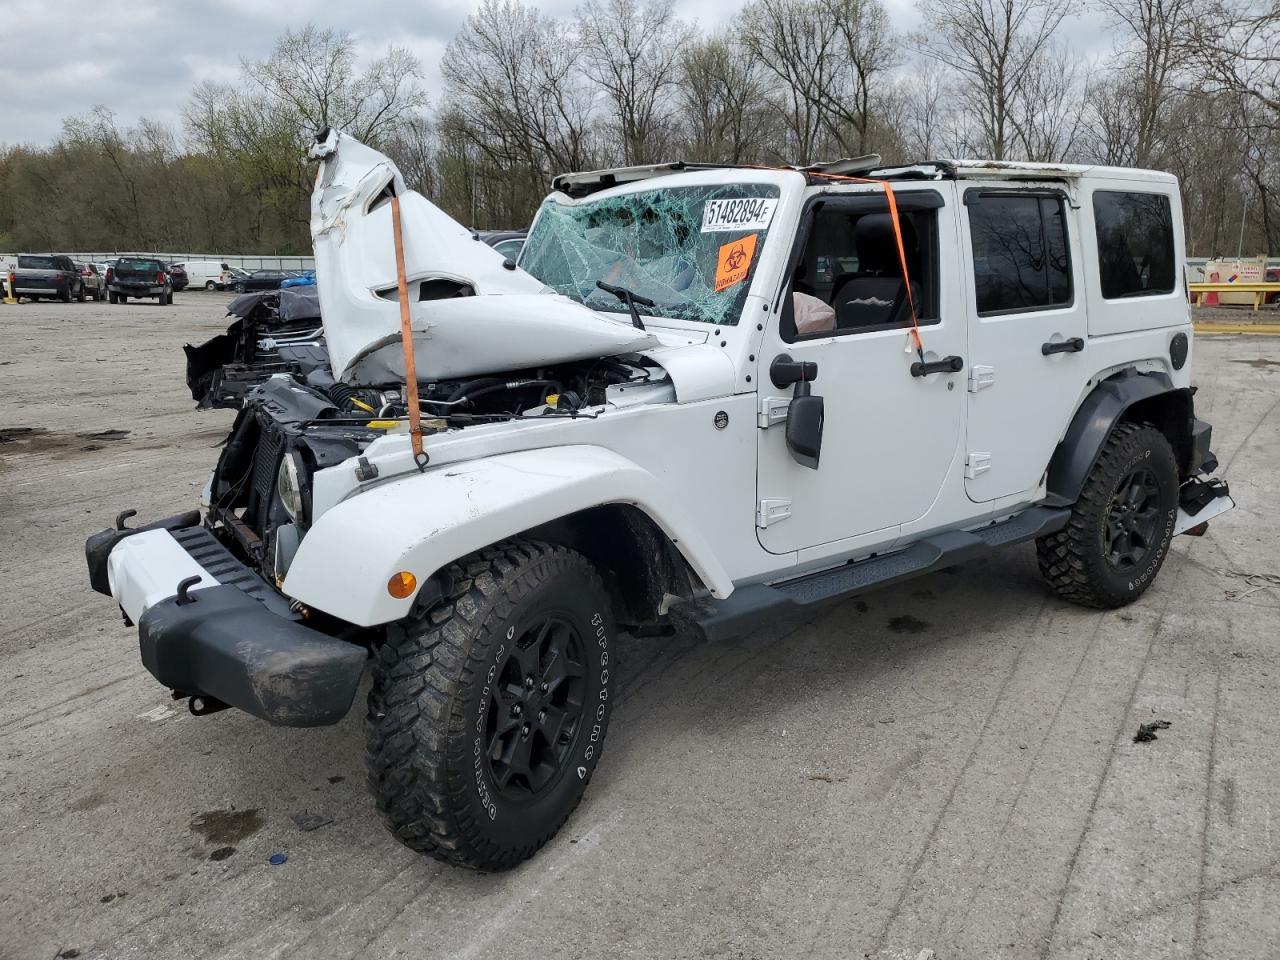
[10,253,86,302]
[107,257,173,305]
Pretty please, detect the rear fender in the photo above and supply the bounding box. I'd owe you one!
[1046,369,1197,504]
[281,445,733,626]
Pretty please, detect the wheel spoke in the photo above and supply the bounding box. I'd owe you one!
[538,704,570,745]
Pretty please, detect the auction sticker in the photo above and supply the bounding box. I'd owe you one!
[702,197,777,233]
[714,234,759,293]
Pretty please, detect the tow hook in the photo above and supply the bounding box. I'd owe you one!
[175,575,203,606]
[114,509,138,531]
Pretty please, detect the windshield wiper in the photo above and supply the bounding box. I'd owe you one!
[595,280,653,330]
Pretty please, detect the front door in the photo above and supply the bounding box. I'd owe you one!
[755,184,967,556]
[960,187,1088,503]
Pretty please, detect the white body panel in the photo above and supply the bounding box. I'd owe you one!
[284,445,741,626]
[108,530,217,623]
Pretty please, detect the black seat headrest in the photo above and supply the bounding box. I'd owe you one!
[855,213,918,275]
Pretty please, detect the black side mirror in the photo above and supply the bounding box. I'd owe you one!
[786,380,824,470]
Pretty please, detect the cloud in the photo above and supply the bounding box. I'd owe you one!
[3,0,1117,147]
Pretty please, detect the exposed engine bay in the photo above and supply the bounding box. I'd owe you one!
[205,355,664,584]
[184,288,330,409]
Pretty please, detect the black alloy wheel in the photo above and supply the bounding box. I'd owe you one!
[1037,422,1179,609]
[1105,467,1162,571]
[366,539,614,870]
[486,615,588,798]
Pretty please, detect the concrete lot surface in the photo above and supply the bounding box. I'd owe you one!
[1,296,1278,959]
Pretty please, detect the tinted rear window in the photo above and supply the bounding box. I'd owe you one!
[117,258,163,272]
[1092,191,1175,299]
[18,255,56,269]
[968,194,1072,314]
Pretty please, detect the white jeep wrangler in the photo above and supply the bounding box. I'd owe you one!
[86,130,1233,870]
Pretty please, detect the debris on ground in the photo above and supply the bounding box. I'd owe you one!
[289,811,335,832]
[0,427,43,443]
[807,773,848,784]
[269,853,288,865]
[1134,720,1172,743]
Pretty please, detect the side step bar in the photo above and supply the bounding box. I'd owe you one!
[693,506,1070,642]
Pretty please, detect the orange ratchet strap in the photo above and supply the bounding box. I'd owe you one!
[821,173,925,362]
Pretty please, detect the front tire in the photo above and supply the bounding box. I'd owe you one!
[1037,422,1179,609]
[366,540,614,870]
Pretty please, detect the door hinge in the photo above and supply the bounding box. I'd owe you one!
[757,498,792,528]
[968,364,995,393]
[965,452,992,479]
[758,396,791,428]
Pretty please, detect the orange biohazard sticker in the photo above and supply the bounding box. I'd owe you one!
[714,234,758,293]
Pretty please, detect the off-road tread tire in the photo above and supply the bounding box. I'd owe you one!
[1036,422,1178,609]
[365,539,610,871]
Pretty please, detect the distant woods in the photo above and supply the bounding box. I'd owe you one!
[1,2,1277,256]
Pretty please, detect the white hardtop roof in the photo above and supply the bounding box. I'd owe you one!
[551,157,1177,198]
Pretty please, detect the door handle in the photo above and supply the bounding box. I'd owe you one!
[1041,337,1084,355]
[910,355,964,377]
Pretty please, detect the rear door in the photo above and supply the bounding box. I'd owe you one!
[961,186,1087,502]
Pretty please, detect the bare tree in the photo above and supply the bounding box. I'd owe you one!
[1096,0,1198,166]
[914,0,1068,159]
[244,26,428,144]
[1010,45,1088,162]
[576,0,691,165]
[678,35,772,163]
[1191,2,1280,124]
[740,0,897,162]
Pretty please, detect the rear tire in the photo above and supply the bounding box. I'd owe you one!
[76,284,86,302]
[205,281,215,291]
[366,540,614,870]
[117,294,127,304]
[1037,422,1179,609]
[59,287,71,303]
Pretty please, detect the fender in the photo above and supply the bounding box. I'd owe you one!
[281,445,735,626]
[1046,369,1191,505]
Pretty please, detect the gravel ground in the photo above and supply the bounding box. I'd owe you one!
[2,294,1278,960]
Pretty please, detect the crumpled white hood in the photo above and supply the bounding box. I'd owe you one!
[308,129,662,383]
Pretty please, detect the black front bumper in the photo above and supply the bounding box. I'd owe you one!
[85,513,365,727]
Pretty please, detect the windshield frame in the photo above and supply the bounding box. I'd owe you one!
[519,173,793,331]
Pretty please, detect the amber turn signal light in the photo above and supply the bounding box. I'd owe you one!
[387,571,417,599]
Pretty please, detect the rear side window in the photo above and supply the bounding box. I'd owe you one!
[117,258,163,272]
[18,255,55,269]
[967,193,1072,315]
[1092,191,1175,299]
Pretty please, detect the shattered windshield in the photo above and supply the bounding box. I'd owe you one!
[520,183,781,326]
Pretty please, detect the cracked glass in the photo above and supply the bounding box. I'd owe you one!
[519,183,781,326]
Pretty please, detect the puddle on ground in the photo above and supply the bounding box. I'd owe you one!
[0,426,131,459]
[887,614,931,635]
[189,808,264,846]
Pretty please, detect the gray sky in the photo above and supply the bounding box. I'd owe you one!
[0,0,1111,147]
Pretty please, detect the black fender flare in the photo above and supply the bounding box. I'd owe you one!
[1046,369,1195,505]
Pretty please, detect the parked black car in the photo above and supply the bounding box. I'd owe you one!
[10,253,86,302]
[108,256,173,305]
[167,263,189,292]
[229,269,289,293]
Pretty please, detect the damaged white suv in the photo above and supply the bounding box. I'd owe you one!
[86,129,1233,870]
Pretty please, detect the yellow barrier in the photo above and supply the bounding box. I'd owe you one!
[1193,322,1280,335]
[3,272,17,305]
[1189,282,1280,312]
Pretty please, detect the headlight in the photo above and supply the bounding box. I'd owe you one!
[277,453,304,521]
